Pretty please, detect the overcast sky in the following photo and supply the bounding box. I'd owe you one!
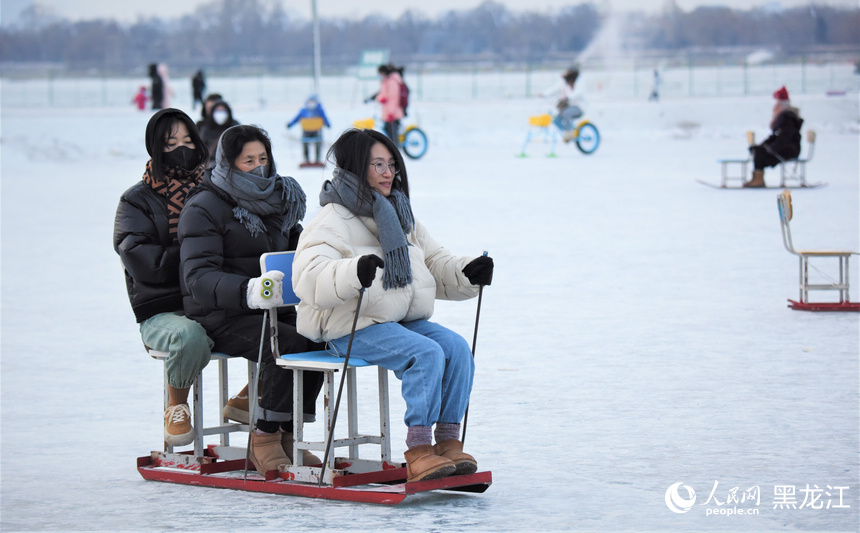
[3,0,857,23]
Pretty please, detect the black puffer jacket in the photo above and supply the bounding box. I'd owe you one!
[196,101,239,167]
[114,182,183,323]
[178,176,300,333]
[763,107,804,160]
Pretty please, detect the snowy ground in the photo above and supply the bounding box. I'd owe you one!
[1,86,858,532]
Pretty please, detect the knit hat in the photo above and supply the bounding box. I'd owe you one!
[772,86,789,101]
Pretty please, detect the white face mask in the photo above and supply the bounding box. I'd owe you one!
[213,110,229,125]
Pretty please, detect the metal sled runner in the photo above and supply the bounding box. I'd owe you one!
[137,251,492,503]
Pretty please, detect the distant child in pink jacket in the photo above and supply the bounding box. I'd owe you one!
[132,86,149,111]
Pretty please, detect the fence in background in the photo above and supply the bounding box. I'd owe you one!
[2,61,858,109]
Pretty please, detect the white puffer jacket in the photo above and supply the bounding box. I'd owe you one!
[292,203,479,342]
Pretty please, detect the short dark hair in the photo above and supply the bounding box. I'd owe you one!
[147,110,208,180]
[327,128,409,208]
[218,124,275,176]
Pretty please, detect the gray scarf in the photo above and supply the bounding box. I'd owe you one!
[320,168,414,289]
[210,134,306,238]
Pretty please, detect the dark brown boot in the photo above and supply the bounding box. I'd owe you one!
[744,169,765,188]
[434,439,478,476]
[404,444,456,482]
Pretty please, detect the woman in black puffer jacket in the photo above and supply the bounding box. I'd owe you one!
[113,108,214,447]
[178,125,323,475]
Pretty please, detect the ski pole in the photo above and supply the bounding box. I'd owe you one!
[244,310,270,483]
[461,251,488,446]
[318,287,365,487]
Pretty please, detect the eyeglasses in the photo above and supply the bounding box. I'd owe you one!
[370,159,399,176]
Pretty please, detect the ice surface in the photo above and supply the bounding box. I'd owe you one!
[1,82,858,532]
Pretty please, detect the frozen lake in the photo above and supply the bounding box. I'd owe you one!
[1,82,858,531]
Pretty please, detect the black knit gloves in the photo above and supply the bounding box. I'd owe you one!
[357,254,384,288]
[462,256,494,286]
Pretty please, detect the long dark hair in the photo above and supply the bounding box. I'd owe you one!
[326,128,409,202]
[218,125,275,177]
[146,108,208,181]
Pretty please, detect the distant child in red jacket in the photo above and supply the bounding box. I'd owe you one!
[132,86,149,111]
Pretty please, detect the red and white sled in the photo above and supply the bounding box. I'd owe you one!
[138,251,492,503]
[777,191,858,312]
[138,446,491,505]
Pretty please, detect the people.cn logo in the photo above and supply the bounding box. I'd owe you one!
[665,482,697,513]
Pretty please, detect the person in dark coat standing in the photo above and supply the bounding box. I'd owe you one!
[178,125,324,476]
[197,99,240,168]
[745,86,804,188]
[148,63,164,110]
[191,70,206,110]
[113,108,214,447]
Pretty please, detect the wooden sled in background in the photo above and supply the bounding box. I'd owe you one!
[698,130,825,189]
[776,190,859,311]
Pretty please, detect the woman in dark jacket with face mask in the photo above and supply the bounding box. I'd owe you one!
[196,99,240,168]
[178,124,323,476]
[113,108,214,448]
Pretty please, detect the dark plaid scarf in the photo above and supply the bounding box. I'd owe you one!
[141,159,205,243]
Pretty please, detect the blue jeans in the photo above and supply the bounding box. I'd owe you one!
[140,312,213,389]
[330,320,474,428]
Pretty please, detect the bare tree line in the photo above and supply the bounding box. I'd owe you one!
[1,0,858,75]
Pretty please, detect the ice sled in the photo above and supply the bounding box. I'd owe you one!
[777,190,859,311]
[700,130,825,189]
[137,251,492,503]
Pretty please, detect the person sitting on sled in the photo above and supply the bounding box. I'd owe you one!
[178,125,324,475]
[292,128,494,483]
[113,108,214,447]
[744,85,804,188]
[286,95,331,166]
[541,65,586,142]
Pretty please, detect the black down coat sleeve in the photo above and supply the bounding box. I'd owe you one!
[178,183,300,332]
[113,182,183,322]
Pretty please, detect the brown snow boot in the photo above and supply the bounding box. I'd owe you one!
[434,439,478,476]
[249,431,291,475]
[281,432,322,466]
[744,169,765,188]
[222,384,250,424]
[404,445,457,482]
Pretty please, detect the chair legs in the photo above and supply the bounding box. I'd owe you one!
[799,254,852,304]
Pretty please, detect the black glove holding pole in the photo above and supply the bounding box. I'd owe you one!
[357,254,384,288]
[462,255,493,286]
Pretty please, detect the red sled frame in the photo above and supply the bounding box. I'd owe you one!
[137,447,491,505]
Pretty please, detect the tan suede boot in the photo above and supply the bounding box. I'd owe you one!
[404,444,456,482]
[743,170,765,188]
[249,431,291,475]
[281,432,322,466]
[222,384,249,424]
[434,439,478,476]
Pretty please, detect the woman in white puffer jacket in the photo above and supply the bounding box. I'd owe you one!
[292,128,494,483]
